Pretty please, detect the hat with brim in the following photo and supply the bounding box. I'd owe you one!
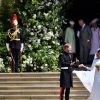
[69,21,75,25]
[90,18,99,24]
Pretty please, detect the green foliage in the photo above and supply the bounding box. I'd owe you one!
[0,0,67,72]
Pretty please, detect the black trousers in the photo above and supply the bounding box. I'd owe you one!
[10,48,20,72]
[80,44,89,64]
[60,87,70,100]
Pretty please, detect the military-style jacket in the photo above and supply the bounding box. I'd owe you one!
[58,51,73,88]
[6,28,24,49]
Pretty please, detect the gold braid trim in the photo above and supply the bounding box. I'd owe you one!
[8,28,20,41]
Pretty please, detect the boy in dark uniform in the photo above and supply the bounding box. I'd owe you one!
[58,43,83,100]
[6,14,24,72]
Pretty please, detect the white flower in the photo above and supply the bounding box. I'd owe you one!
[52,41,56,44]
[55,32,59,37]
[23,61,27,64]
[0,58,3,62]
[22,55,27,59]
[55,18,59,22]
[46,2,52,6]
[47,31,54,37]
[55,27,57,30]
[33,26,36,29]
[49,51,54,54]
[41,66,44,69]
[37,39,40,44]
[30,64,33,67]
[34,67,36,70]
[43,27,47,34]
[22,11,26,16]
[21,64,26,68]
[44,64,48,67]
[47,46,51,48]
[37,25,42,30]
[44,13,49,17]
[56,42,60,46]
[43,36,51,40]
[33,14,37,19]
[28,44,32,50]
[8,67,11,72]
[30,32,34,36]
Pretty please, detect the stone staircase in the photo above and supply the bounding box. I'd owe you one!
[0,72,89,100]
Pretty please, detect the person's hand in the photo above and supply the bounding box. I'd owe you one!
[79,64,85,68]
[70,62,75,66]
[87,40,90,42]
[75,58,79,64]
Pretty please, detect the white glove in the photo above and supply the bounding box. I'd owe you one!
[6,43,10,51]
[20,43,24,52]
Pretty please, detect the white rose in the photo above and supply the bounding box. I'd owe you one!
[37,25,42,30]
[34,67,36,70]
[44,13,49,17]
[30,32,34,36]
[47,31,54,37]
[0,58,3,62]
[37,39,40,44]
[52,41,56,44]
[22,55,27,59]
[45,64,48,67]
[22,11,26,16]
[41,66,44,69]
[33,26,36,29]
[33,14,37,19]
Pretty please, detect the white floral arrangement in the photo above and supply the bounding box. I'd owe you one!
[0,58,5,71]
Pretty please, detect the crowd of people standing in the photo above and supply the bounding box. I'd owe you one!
[58,18,100,100]
[60,18,100,65]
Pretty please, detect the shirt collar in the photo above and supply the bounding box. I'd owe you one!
[82,24,86,29]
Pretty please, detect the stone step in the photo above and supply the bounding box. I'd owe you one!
[0,86,86,91]
[0,99,87,100]
[0,86,86,90]
[0,72,60,77]
[0,95,89,99]
[0,83,85,88]
[0,72,89,100]
[0,77,79,82]
[0,81,82,86]
[0,90,89,95]
[0,73,78,78]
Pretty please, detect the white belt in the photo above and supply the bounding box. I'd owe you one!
[14,39,20,41]
[61,67,68,69]
[10,39,20,41]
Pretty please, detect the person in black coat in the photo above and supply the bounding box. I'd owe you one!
[6,14,24,72]
[58,43,83,100]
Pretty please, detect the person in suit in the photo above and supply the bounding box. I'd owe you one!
[78,19,92,64]
[58,43,83,100]
[6,14,24,72]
